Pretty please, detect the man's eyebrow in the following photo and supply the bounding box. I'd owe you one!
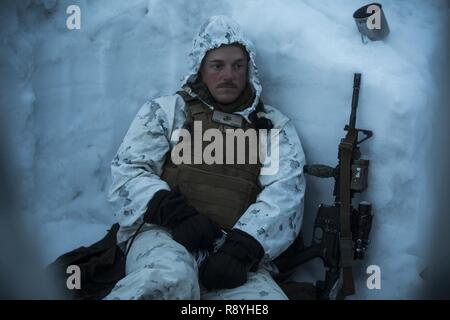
[207,58,247,64]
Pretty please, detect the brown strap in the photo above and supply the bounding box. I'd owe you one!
[177,89,267,127]
[338,129,358,297]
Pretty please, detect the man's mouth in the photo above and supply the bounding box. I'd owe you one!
[217,84,237,89]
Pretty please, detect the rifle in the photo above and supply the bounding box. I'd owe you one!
[274,73,374,300]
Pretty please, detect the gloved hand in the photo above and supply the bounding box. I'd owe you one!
[143,188,222,252]
[199,229,264,290]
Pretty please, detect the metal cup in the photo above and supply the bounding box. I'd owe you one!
[353,3,390,43]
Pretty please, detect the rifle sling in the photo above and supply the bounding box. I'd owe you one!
[338,130,358,297]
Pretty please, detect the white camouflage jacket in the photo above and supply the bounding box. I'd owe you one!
[109,16,306,262]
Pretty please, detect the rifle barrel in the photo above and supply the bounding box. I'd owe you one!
[349,73,361,129]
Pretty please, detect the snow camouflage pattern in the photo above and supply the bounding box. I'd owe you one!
[107,15,306,299]
[104,225,288,300]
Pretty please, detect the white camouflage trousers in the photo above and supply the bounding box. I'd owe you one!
[104,226,288,300]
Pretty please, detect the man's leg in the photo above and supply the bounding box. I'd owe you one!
[200,268,288,300]
[104,225,200,300]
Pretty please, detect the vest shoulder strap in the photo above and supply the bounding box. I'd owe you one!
[176,90,196,103]
[176,90,208,114]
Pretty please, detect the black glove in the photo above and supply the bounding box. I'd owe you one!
[143,188,222,252]
[199,229,264,290]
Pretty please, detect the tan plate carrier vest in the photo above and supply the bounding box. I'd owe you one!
[161,92,264,229]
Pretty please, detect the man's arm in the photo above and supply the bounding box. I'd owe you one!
[109,99,172,228]
[234,120,306,261]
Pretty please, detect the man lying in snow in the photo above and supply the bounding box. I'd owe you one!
[105,15,306,300]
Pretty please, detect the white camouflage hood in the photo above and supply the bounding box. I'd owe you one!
[181,15,262,121]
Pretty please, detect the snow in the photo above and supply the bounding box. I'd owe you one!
[0,0,448,299]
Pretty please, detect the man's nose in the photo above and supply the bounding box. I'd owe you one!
[222,66,234,81]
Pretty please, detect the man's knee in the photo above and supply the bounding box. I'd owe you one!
[126,227,191,271]
[129,228,200,299]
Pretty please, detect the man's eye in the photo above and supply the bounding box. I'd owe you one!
[211,65,222,70]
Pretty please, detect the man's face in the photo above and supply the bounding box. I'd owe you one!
[200,44,248,105]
